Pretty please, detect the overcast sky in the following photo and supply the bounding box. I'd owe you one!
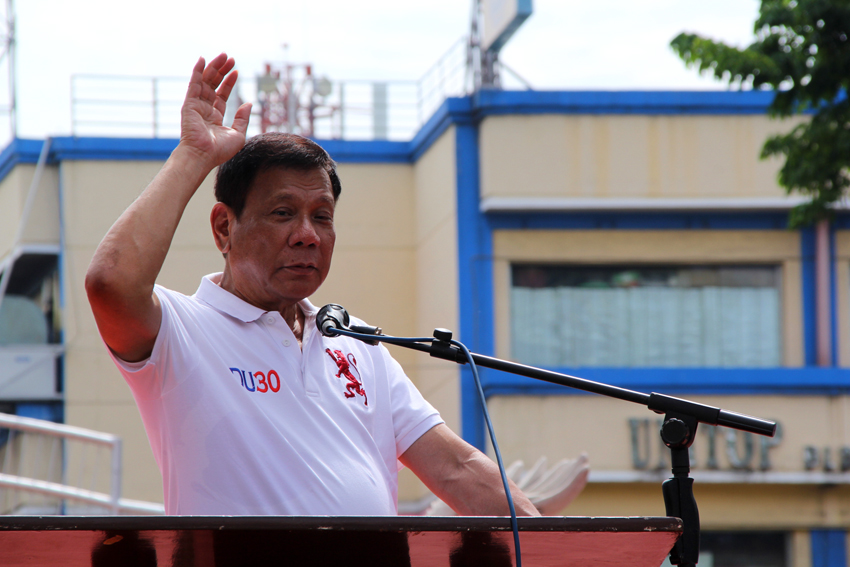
[11,0,760,141]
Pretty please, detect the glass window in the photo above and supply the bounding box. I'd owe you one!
[0,253,61,345]
[510,265,781,368]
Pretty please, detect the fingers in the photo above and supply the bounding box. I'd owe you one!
[185,53,242,114]
[215,70,239,115]
[231,103,253,136]
[202,53,235,92]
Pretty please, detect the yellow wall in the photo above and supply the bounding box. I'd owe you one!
[479,114,804,202]
[0,163,60,259]
[411,127,460,431]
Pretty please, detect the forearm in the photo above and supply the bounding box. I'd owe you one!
[401,424,540,517]
[435,450,540,517]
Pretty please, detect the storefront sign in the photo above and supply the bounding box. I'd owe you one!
[628,418,783,471]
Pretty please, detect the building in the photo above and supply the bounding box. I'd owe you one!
[1,89,848,566]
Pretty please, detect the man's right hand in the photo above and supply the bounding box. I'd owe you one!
[179,53,252,171]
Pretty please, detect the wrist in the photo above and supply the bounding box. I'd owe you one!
[168,143,219,188]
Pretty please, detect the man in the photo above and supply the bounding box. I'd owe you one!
[86,53,539,516]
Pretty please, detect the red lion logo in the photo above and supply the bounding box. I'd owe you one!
[325,348,368,406]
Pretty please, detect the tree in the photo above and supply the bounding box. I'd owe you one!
[670,0,850,227]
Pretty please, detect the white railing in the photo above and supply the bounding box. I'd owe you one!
[0,412,163,515]
[70,37,471,141]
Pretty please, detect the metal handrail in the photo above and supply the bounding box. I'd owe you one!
[0,412,163,515]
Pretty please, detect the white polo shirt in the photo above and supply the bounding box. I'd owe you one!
[110,274,443,516]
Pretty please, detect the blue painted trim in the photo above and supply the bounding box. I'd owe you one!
[479,367,850,397]
[50,137,179,161]
[455,116,489,451]
[470,89,783,116]
[314,139,410,163]
[410,98,473,162]
[811,529,847,567]
[0,139,47,182]
[488,211,792,230]
[802,227,817,366]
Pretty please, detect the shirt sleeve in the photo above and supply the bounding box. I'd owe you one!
[106,285,199,400]
[379,345,445,457]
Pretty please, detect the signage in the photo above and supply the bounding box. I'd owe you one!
[481,0,533,53]
[629,418,784,472]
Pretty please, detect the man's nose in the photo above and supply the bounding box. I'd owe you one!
[290,215,321,247]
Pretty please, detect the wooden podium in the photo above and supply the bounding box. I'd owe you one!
[0,515,681,566]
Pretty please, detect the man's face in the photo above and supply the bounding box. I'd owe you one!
[214,166,336,312]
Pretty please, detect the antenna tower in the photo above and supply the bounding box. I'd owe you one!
[255,46,334,137]
[0,0,15,138]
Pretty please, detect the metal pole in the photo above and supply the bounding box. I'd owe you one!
[152,78,158,138]
[110,438,122,515]
[7,0,15,138]
[339,82,345,139]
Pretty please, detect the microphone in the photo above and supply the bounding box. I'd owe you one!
[317,303,350,337]
[317,304,383,344]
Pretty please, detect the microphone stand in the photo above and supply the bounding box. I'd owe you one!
[346,325,777,567]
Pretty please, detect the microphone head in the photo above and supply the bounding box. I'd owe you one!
[317,304,350,337]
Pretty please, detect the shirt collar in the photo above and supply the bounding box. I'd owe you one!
[194,273,320,325]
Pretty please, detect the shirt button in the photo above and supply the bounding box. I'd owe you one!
[283,339,291,347]
[266,316,275,325]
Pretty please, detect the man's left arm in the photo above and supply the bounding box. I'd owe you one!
[399,423,541,516]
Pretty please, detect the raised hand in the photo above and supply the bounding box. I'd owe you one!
[180,53,252,170]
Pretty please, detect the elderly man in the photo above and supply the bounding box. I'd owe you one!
[85,53,539,517]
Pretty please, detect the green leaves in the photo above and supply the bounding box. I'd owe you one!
[671,0,850,226]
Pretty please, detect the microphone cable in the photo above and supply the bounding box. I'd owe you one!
[326,326,523,567]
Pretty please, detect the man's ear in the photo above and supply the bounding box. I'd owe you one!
[211,202,235,255]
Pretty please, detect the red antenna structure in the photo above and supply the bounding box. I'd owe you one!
[255,49,334,137]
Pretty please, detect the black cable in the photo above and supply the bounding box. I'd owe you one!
[450,338,522,567]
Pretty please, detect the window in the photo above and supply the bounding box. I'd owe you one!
[511,265,780,368]
[0,251,62,400]
[0,253,61,346]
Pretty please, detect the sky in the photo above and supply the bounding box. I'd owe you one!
[9,0,761,141]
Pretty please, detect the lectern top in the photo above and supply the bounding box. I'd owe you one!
[0,515,682,567]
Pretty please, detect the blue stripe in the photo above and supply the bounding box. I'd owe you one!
[313,139,410,163]
[51,137,179,161]
[410,98,473,162]
[480,367,850,397]
[811,530,847,567]
[455,117,489,451]
[471,89,782,116]
[801,226,817,366]
[488,211,792,230]
[0,139,47,181]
